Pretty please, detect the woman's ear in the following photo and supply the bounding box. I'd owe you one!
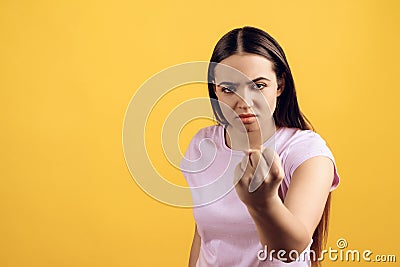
[277,74,285,97]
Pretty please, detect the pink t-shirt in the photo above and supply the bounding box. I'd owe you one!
[180,125,340,267]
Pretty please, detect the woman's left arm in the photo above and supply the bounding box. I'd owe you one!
[234,151,334,262]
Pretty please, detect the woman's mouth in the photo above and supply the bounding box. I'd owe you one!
[237,113,257,124]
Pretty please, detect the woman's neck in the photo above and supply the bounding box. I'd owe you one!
[224,124,279,151]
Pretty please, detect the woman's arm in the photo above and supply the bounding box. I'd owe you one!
[235,151,334,262]
[188,223,201,267]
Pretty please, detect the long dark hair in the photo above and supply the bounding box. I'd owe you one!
[207,26,330,266]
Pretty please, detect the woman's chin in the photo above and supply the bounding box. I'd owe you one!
[226,120,261,132]
[245,126,261,132]
[236,124,260,133]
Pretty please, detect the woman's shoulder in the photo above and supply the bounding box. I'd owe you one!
[190,124,222,142]
[277,127,326,145]
[180,124,223,166]
[274,127,331,158]
[183,124,223,154]
[277,127,340,191]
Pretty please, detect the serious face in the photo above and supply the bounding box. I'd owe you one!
[213,53,283,133]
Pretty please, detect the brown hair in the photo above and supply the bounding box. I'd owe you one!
[207,26,331,266]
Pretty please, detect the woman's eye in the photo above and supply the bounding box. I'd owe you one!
[222,87,235,93]
[252,83,266,90]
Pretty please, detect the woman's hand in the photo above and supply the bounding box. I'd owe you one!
[233,147,284,210]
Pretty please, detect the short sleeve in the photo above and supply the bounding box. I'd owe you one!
[283,131,340,192]
[179,127,209,184]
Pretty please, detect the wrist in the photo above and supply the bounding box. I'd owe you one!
[247,194,283,216]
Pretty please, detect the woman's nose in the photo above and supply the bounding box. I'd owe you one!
[236,88,254,108]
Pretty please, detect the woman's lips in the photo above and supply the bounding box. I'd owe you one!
[237,113,256,124]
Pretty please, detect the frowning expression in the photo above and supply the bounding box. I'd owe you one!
[213,53,283,133]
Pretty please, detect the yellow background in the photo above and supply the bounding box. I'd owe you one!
[1,0,399,266]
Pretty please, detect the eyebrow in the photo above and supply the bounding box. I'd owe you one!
[217,77,271,86]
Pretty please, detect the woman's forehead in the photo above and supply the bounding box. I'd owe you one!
[213,66,274,85]
[213,55,275,83]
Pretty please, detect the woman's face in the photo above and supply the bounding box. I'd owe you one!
[213,53,283,133]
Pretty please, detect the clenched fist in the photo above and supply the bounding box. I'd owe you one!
[233,147,284,209]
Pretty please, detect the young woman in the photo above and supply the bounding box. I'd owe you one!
[180,26,340,267]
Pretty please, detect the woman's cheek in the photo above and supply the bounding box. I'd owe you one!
[221,106,236,122]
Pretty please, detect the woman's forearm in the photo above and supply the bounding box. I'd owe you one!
[247,195,312,262]
[188,224,201,267]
